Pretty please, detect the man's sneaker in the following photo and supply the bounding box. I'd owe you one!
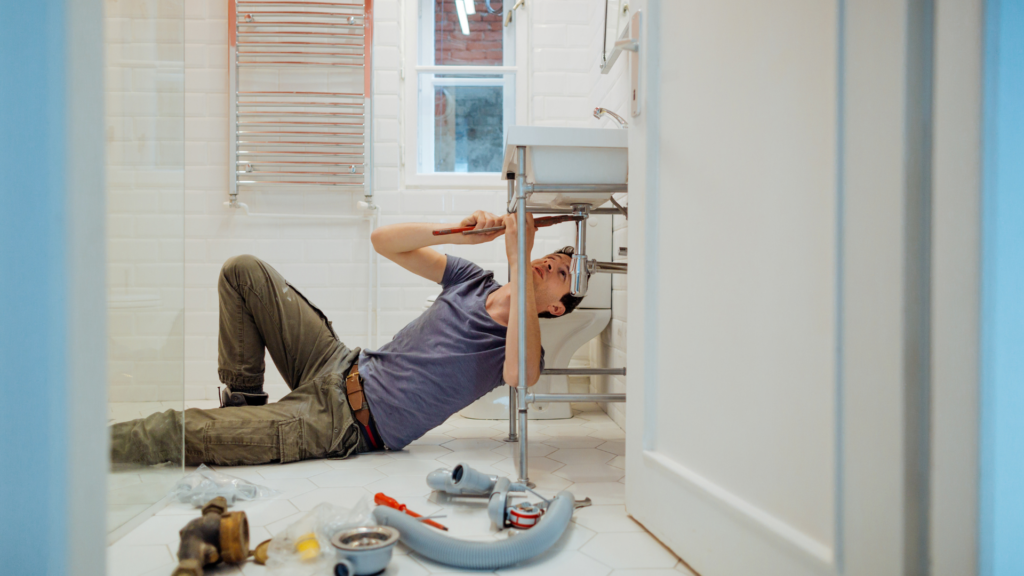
[219,387,269,408]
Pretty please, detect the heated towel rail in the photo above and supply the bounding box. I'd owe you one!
[229,0,374,203]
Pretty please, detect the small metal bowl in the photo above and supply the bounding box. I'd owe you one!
[330,526,400,575]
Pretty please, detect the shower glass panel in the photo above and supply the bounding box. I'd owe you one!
[105,0,185,535]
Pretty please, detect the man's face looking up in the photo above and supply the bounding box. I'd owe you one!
[530,252,574,317]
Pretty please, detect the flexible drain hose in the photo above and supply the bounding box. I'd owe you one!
[373,490,576,570]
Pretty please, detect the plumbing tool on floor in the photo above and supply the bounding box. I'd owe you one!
[330,526,400,576]
[372,464,592,570]
[432,214,585,236]
[374,492,448,531]
[171,496,252,576]
[426,463,592,530]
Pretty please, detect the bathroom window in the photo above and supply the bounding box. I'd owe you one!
[405,0,527,186]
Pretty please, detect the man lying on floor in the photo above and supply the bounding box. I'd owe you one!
[111,211,586,465]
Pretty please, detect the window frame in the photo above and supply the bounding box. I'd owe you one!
[402,0,529,188]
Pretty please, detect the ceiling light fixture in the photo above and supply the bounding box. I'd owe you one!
[454,0,471,35]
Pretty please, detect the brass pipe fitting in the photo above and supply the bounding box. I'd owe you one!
[171,497,251,576]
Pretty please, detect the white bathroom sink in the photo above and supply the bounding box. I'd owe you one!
[502,126,627,209]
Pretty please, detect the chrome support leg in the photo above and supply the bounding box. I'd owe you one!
[504,385,519,442]
[504,176,519,445]
[515,146,533,488]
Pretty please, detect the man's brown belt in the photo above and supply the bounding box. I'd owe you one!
[345,361,371,427]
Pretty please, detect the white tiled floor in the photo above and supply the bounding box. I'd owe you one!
[108,403,694,576]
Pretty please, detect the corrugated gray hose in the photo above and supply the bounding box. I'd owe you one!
[372,490,576,570]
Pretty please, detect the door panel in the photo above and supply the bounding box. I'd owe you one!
[626,1,840,574]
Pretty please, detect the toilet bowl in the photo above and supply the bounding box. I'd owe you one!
[459,308,611,420]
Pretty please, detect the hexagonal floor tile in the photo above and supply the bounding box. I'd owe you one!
[495,550,611,576]
[492,456,565,475]
[437,449,505,465]
[448,418,500,429]
[386,444,453,460]
[596,439,625,456]
[239,499,300,528]
[445,427,501,439]
[568,481,625,505]
[323,452,393,469]
[553,463,625,483]
[521,470,574,492]
[547,448,616,466]
[409,432,455,446]
[365,474,433,499]
[547,520,598,552]
[572,505,644,533]
[587,428,626,440]
[381,553,432,575]
[256,460,334,481]
[490,441,557,459]
[288,486,372,511]
[309,468,386,488]
[542,435,605,449]
[443,438,503,452]
[580,532,679,569]
[376,459,449,476]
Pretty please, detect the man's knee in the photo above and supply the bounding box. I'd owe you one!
[220,254,263,286]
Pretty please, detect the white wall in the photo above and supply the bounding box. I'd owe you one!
[181,0,623,403]
[584,6,631,428]
[105,0,186,404]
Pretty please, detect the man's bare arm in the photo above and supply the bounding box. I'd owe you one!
[502,213,543,387]
[370,211,504,283]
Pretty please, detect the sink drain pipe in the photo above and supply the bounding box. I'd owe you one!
[372,490,576,570]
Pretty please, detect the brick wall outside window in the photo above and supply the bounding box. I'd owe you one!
[433,0,504,65]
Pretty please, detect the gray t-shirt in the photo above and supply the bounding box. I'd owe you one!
[358,256,542,450]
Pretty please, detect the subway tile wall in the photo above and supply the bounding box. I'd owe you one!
[583,5,630,429]
[106,0,187,404]
[178,0,630,419]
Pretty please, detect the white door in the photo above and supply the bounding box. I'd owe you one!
[625,1,929,575]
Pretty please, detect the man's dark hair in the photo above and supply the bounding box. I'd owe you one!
[538,246,585,319]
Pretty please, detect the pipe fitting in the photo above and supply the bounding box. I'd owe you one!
[172,497,251,576]
[426,463,499,496]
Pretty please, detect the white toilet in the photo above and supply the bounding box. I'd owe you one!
[459,215,613,420]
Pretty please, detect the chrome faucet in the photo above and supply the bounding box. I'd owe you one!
[593,107,628,129]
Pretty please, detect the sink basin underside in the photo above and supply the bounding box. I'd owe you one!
[502,127,627,210]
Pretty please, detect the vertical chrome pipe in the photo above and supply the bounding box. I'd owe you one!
[505,385,518,442]
[570,203,590,296]
[515,146,531,486]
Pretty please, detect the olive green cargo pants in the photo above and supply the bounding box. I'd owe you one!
[110,255,369,466]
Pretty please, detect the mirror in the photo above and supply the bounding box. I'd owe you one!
[602,0,630,68]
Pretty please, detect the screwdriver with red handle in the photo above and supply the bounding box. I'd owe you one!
[432,214,583,236]
[374,492,448,531]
